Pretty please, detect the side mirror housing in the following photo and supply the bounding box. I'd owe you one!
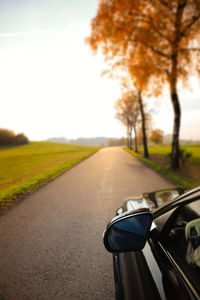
[103,208,153,253]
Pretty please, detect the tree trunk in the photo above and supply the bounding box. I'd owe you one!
[138,90,149,158]
[169,2,184,169]
[170,81,181,170]
[127,124,130,149]
[130,127,132,150]
[133,125,138,153]
[127,137,129,149]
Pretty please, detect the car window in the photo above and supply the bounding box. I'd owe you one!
[155,190,180,204]
[163,200,200,293]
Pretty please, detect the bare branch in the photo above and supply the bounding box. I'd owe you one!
[148,44,170,58]
[164,69,170,76]
[158,0,174,11]
[180,15,200,39]
[179,47,200,52]
[126,38,171,59]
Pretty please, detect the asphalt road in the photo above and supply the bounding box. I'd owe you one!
[0,147,174,300]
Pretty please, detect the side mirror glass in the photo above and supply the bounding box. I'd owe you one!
[103,209,153,253]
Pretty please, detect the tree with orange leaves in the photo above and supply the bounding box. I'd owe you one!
[150,129,164,145]
[115,90,139,151]
[87,0,200,169]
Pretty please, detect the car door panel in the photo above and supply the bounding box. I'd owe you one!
[119,249,161,300]
[118,238,198,300]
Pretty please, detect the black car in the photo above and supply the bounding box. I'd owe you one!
[103,187,200,300]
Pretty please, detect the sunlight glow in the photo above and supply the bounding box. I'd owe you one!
[0,0,199,141]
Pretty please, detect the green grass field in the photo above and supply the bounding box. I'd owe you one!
[146,144,200,165]
[125,144,200,189]
[0,142,99,207]
[145,145,200,160]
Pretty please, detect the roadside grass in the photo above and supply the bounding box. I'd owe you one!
[141,145,200,163]
[0,142,100,208]
[124,146,200,190]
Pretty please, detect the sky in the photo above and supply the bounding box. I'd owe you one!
[0,0,199,141]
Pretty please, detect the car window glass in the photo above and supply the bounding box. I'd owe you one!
[164,200,200,293]
[155,190,179,204]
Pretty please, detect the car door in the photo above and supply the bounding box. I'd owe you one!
[157,199,200,299]
[118,200,200,300]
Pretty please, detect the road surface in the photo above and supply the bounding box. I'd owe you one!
[0,147,174,300]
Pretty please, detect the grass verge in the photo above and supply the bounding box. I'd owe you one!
[0,142,100,209]
[124,148,197,190]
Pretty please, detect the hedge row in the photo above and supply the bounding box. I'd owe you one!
[0,128,29,146]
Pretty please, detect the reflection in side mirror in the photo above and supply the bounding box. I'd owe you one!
[103,209,153,253]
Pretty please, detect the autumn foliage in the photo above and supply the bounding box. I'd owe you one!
[115,90,139,151]
[150,129,164,145]
[87,0,200,169]
[0,128,29,146]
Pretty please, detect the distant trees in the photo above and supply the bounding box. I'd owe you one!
[114,88,152,156]
[150,129,164,145]
[0,129,15,146]
[14,133,29,145]
[87,0,200,169]
[115,90,139,151]
[108,137,127,147]
[0,129,29,146]
[138,112,153,146]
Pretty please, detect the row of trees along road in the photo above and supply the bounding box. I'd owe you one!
[87,0,200,169]
[114,89,153,154]
[115,90,140,152]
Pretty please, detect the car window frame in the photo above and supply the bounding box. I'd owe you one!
[157,199,200,295]
[152,188,200,237]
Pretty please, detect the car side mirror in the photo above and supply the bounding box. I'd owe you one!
[103,209,153,253]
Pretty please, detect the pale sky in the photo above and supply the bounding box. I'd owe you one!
[0,0,199,141]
